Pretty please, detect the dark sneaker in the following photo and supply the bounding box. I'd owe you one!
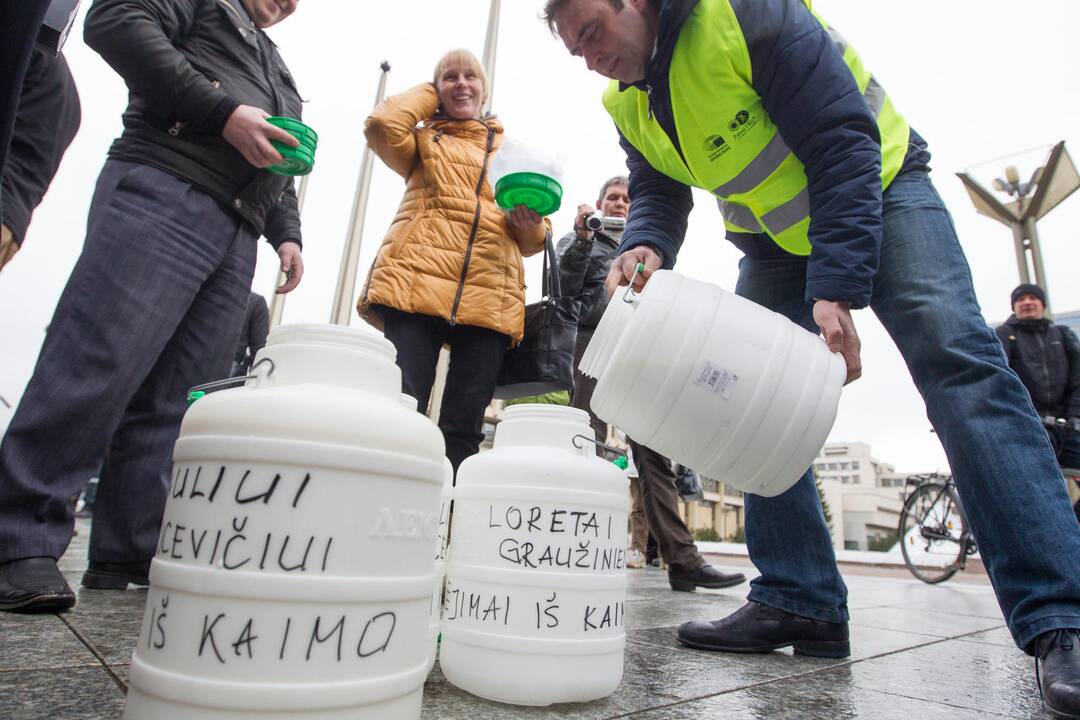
[668,563,745,592]
[1036,629,1080,719]
[82,560,151,589]
[678,600,850,658]
[0,557,75,612]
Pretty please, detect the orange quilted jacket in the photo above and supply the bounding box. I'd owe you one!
[357,83,548,344]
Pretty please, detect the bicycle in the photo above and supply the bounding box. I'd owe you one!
[898,472,976,584]
[1043,416,1080,524]
[899,417,1080,584]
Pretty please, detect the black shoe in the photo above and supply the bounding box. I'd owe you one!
[1036,629,1080,718]
[0,557,75,612]
[677,600,850,658]
[82,560,151,589]
[668,563,745,592]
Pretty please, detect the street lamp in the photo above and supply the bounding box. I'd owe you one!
[957,141,1080,315]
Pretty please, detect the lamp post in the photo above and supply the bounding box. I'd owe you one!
[957,141,1080,315]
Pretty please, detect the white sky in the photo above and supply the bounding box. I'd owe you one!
[2,0,1079,474]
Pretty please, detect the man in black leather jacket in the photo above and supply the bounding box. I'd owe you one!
[996,284,1080,476]
[0,0,307,611]
[557,176,745,593]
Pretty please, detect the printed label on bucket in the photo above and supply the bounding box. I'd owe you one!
[694,360,738,400]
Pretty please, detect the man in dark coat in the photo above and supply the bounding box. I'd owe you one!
[1,47,81,271]
[557,175,744,592]
[995,284,1080,473]
[0,0,306,612]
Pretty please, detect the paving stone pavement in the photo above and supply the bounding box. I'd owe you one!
[0,519,1058,719]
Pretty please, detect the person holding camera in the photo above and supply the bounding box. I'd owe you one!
[357,49,548,474]
[556,175,744,592]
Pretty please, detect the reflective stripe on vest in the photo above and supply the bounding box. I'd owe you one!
[603,0,910,255]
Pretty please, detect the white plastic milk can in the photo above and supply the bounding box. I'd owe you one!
[580,270,846,497]
[124,324,445,720]
[438,404,628,706]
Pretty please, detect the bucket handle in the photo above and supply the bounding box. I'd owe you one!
[621,262,646,305]
[571,433,626,458]
[186,357,276,403]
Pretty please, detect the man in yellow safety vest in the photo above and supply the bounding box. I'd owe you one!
[545,1,1080,715]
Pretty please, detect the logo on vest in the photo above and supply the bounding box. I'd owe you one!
[727,109,758,141]
[703,134,730,161]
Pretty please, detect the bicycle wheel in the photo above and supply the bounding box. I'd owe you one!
[899,482,968,584]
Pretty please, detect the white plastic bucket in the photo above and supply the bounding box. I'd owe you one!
[579,270,846,497]
[124,324,445,720]
[438,405,628,706]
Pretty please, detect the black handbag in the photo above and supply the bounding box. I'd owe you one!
[493,236,579,400]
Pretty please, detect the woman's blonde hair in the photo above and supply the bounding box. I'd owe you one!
[433,49,489,107]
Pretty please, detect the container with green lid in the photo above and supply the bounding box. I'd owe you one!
[488,136,563,216]
[265,116,317,176]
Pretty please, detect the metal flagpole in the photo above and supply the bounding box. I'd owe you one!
[268,172,310,328]
[482,0,501,112]
[329,61,392,325]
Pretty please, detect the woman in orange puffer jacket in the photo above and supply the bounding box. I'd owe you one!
[358,48,548,472]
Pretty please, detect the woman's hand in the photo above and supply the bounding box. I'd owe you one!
[505,204,543,230]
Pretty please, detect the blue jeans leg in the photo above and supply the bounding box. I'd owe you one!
[871,170,1080,652]
[0,160,255,564]
[735,255,849,623]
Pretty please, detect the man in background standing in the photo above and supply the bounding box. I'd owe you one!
[557,175,745,592]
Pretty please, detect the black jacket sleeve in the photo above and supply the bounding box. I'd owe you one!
[0,49,81,244]
[263,179,301,250]
[84,0,240,134]
[555,231,591,300]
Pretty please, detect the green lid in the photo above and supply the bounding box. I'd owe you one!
[612,455,628,470]
[266,116,319,144]
[495,171,562,216]
[186,390,206,405]
[269,142,315,176]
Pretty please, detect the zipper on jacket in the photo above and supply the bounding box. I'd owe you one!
[448,122,497,326]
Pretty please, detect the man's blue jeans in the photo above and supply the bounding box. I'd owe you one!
[735,170,1080,653]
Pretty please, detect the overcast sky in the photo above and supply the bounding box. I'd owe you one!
[2,0,1079,473]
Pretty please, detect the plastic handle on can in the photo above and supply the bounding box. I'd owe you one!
[622,262,647,304]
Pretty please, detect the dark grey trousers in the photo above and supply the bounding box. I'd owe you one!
[0,160,256,565]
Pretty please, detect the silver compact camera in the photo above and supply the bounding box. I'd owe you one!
[584,213,626,232]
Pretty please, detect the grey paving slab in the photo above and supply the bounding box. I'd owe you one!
[849,605,1005,638]
[886,592,1007,620]
[422,635,780,719]
[62,586,148,666]
[624,666,1019,720]
[842,635,1050,718]
[624,590,746,631]
[0,612,100,672]
[0,665,126,720]
[957,625,1019,648]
